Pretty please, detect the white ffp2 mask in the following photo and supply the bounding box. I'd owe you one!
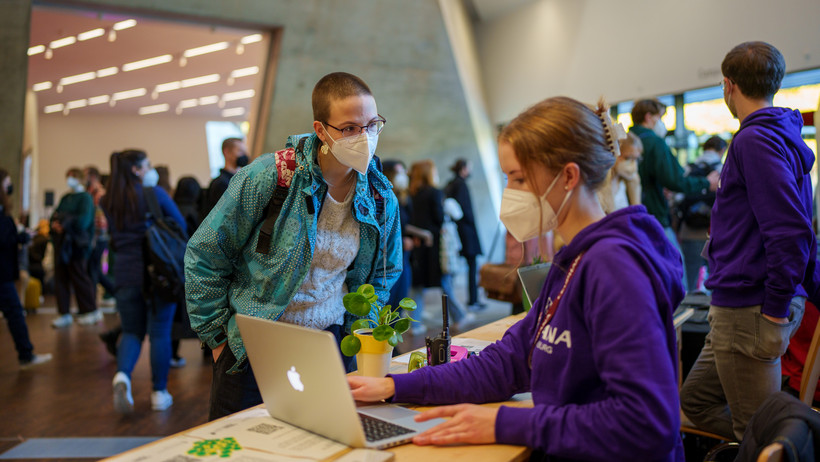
[325,127,377,175]
[499,173,571,242]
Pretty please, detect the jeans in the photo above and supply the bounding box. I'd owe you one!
[115,286,176,391]
[0,281,35,362]
[680,298,805,440]
[208,323,355,421]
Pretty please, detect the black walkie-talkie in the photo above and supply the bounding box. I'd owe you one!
[426,294,451,366]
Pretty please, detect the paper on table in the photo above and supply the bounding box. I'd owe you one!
[185,408,347,460]
[105,434,304,461]
[393,337,493,364]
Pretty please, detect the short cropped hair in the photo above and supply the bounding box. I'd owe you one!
[222,138,243,154]
[722,41,785,99]
[66,167,84,182]
[703,135,728,153]
[312,72,372,123]
[631,99,666,127]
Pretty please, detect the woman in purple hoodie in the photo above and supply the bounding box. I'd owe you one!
[349,97,686,461]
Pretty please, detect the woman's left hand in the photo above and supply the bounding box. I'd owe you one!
[412,404,498,446]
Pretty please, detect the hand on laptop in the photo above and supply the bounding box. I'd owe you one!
[412,404,497,445]
[347,376,395,402]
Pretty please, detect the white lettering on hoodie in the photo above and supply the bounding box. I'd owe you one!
[537,325,572,354]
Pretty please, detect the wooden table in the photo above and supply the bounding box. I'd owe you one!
[104,313,532,462]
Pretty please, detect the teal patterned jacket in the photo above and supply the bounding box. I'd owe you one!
[184,133,402,373]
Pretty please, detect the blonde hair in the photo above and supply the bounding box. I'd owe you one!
[499,96,616,196]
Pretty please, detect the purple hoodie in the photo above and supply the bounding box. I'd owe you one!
[705,107,816,318]
[391,206,685,461]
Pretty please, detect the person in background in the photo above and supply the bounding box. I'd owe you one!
[382,160,433,334]
[630,99,719,291]
[444,159,484,310]
[0,169,52,369]
[83,165,115,303]
[609,132,643,212]
[185,72,401,421]
[28,219,50,289]
[348,97,685,461]
[205,138,248,215]
[681,41,816,441]
[409,160,473,328]
[50,167,99,328]
[100,150,186,413]
[155,165,173,196]
[676,135,727,293]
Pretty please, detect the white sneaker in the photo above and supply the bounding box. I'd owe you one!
[20,353,53,370]
[77,310,103,325]
[51,314,73,328]
[151,389,173,411]
[169,357,186,368]
[113,372,134,414]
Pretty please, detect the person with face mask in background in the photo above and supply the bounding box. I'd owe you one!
[50,167,99,328]
[100,150,186,414]
[629,99,719,292]
[185,72,402,421]
[600,132,643,213]
[204,137,249,216]
[444,159,484,310]
[0,168,52,369]
[348,97,686,462]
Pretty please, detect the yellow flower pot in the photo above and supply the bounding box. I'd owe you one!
[354,329,394,377]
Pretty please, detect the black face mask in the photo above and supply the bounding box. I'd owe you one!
[236,155,249,168]
[5,184,12,196]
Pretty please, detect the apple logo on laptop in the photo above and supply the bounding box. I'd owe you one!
[287,366,304,392]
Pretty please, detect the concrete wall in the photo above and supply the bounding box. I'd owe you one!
[477,0,820,124]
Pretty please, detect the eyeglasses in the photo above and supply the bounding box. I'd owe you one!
[325,116,386,138]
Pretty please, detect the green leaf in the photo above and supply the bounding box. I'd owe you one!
[399,298,417,311]
[388,333,399,347]
[387,312,399,325]
[358,284,376,298]
[394,318,411,334]
[351,319,371,332]
[378,305,390,320]
[372,325,394,342]
[343,293,371,317]
[340,335,361,356]
[397,333,403,343]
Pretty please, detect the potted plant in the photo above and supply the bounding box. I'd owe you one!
[340,284,418,377]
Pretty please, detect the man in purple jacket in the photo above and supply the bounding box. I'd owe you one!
[681,41,815,441]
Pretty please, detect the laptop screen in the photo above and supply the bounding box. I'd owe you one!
[517,262,551,307]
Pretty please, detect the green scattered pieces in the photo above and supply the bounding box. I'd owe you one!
[187,437,242,458]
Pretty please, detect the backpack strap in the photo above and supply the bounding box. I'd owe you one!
[255,139,303,255]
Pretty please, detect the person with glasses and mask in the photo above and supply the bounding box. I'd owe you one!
[348,97,685,462]
[185,72,402,421]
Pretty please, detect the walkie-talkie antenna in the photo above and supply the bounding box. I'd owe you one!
[441,293,449,337]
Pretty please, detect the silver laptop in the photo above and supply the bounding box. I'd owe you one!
[517,262,551,307]
[236,314,445,449]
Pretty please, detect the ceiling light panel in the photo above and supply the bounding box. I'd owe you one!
[59,72,96,86]
[113,19,137,31]
[32,81,52,92]
[230,66,259,78]
[223,89,255,102]
[155,81,182,93]
[112,88,147,101]
[44,104,64,114]
[222,107,246,117]
[66,99,87,110]
[181,74,220,88]
[179,99,198,109]
[88,95,110,106]
[122,54,172,72]
[240,34,263,44]
[198,96,219,105]
[77,28,105,41]
[96,67,118,78]
[139,103,170,115]
[183,41,229,58]
[49,36,77,49]
[28,45,45,56]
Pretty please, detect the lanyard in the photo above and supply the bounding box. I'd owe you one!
[528,252,584,368]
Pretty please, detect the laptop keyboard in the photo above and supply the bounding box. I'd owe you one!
[358,413,415,442]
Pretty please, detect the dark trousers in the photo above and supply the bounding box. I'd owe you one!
[0,281,35,362]
[466,255,479,306]
[54,257,96,315]
[208,323,355,421]
[88,238,115,295]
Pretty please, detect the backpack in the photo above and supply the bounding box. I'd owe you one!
[255,139,385,255]
[143,187,188,303]
[677,160,721,229]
